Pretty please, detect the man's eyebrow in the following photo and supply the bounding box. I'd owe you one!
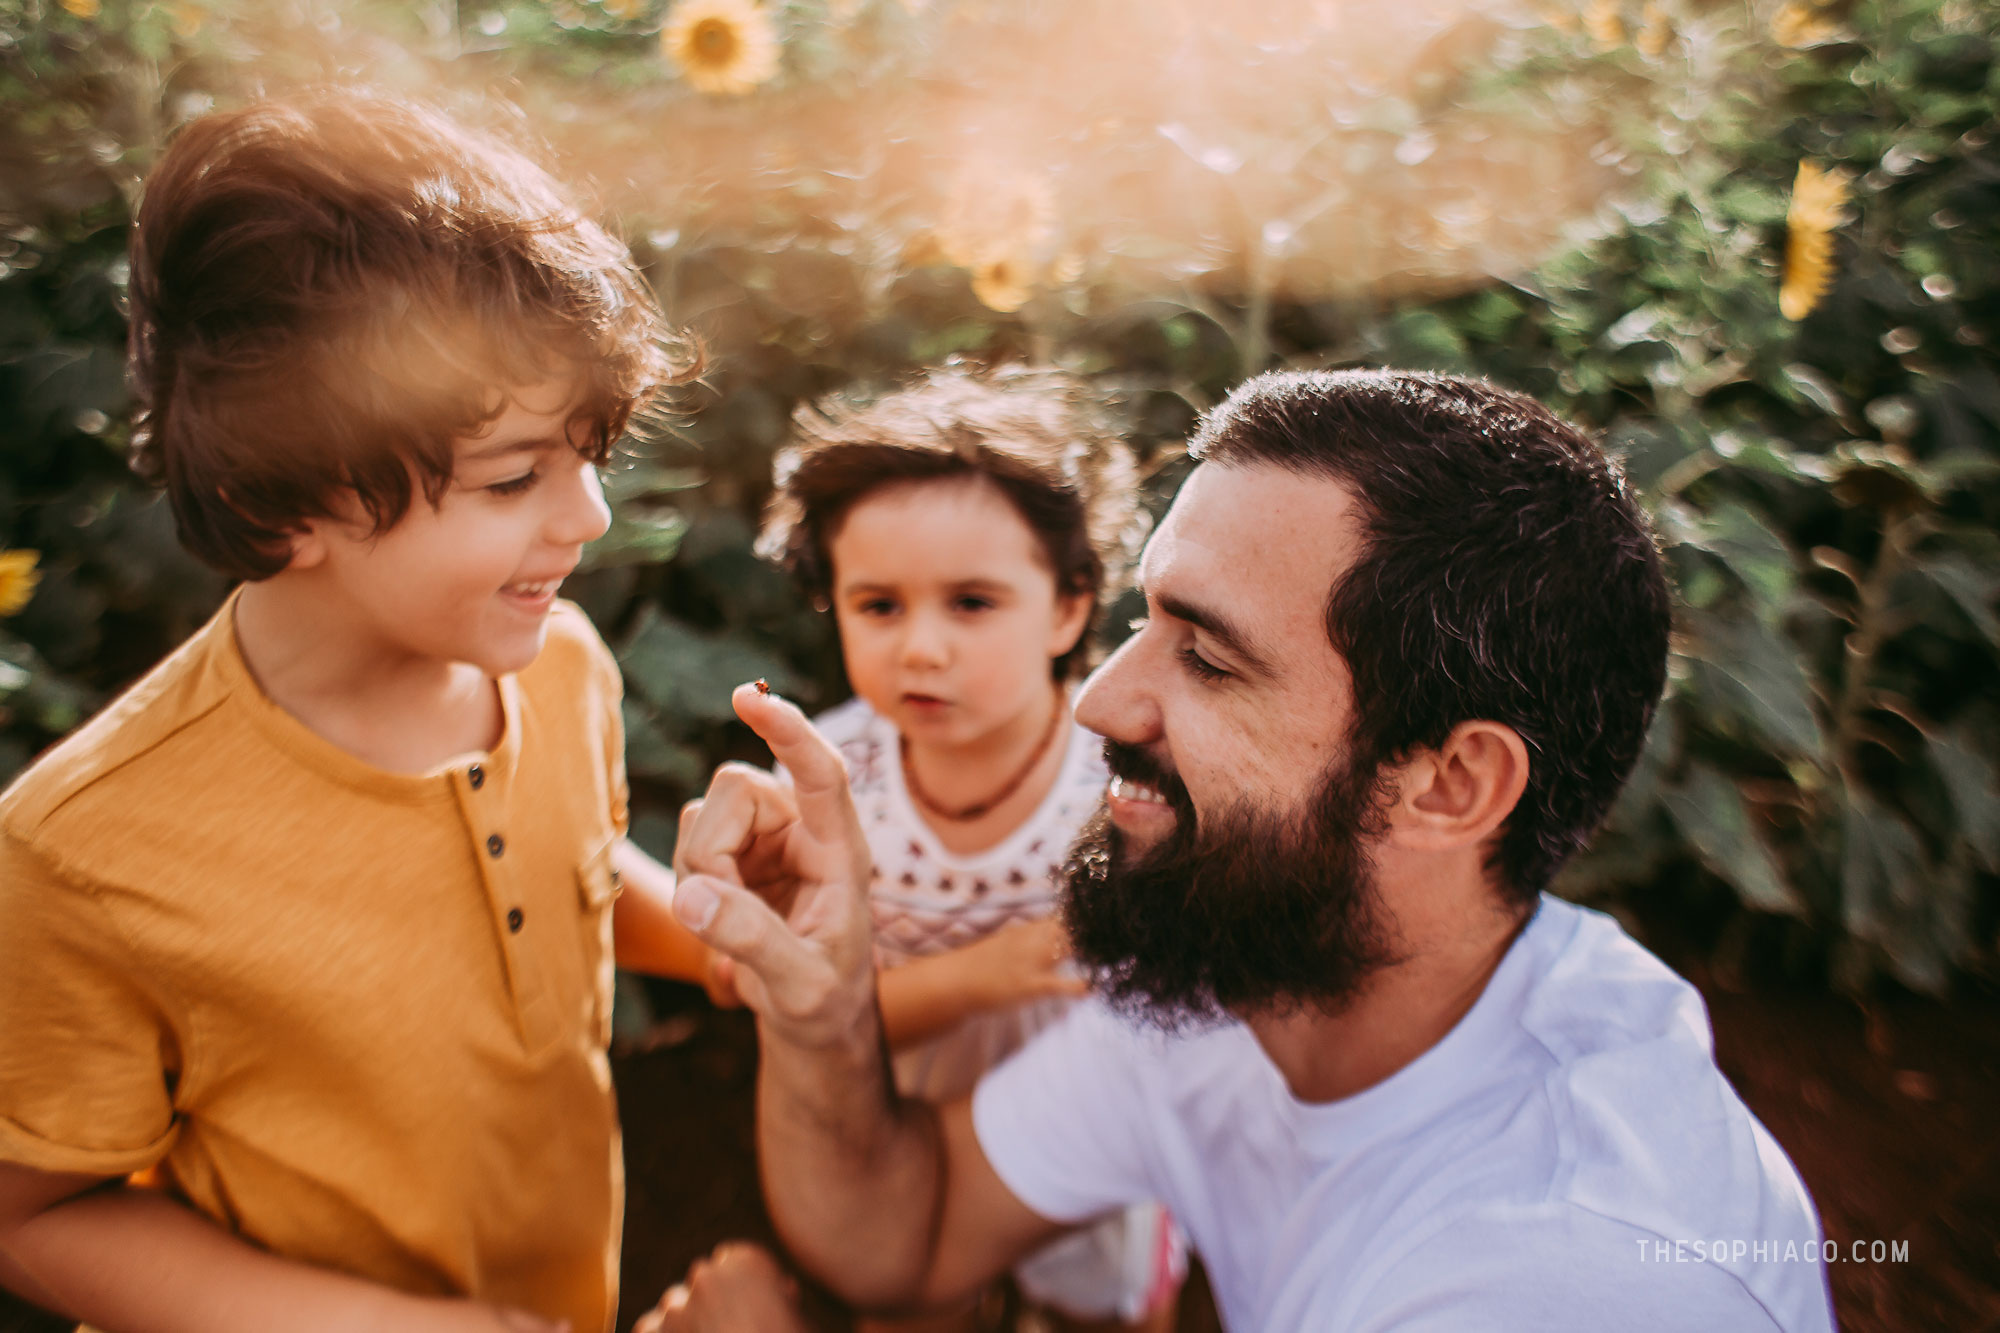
[1154,591,1276,677]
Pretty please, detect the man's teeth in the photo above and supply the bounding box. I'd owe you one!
[1110,776,1167,804]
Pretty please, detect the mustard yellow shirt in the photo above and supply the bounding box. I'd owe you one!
[0,596,629,1332]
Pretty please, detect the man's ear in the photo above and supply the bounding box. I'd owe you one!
[1385,720,1530,852]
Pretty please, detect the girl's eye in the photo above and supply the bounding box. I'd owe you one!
[1178,646,1231,683]
[954,596,994,613]
[859,599,899,617]
[485,471,540,497]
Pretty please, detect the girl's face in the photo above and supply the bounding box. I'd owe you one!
[828,476,1091,749]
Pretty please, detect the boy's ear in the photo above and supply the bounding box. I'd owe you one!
[281,518,334,571]
[1048,590,1093,660]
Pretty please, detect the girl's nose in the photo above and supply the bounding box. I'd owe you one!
[899,611,952,670]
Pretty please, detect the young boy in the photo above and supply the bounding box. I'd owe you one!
[0,93,703,1333]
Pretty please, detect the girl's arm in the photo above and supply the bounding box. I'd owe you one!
[877,918,1087,1052]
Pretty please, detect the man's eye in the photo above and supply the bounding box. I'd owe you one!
[1178,646,1230,682]
[486,471,539,497]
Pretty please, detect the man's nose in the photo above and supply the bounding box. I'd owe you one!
[1074,631,1160,745]
[550,457,612,548]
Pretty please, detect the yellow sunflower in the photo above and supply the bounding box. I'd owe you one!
[1636,2,1672,56]
[60,0,100,17]
[0,550,42,617]
[1584,0,1625,50]
[166,2,206,37]
[662,0,780,96]
[1771,0,1839,47]
[970,254,1034,314]
[1780,162,1850,321]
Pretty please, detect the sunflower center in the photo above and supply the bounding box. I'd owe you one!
[691,18,739,64]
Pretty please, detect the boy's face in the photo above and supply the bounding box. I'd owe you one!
[293,378,611,677]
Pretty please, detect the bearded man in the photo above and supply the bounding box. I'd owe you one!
[646,370,1836,1332]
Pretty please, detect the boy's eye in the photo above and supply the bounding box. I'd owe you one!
[485,470,540,497]
[1178,646,1231,683]
[954,595,995,613]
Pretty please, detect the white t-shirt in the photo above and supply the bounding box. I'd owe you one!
[973,896,1836,1332]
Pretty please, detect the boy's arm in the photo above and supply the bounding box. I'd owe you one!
[0,1162,564,1333]
[876,919,1088,1053]
[610,840,712,986]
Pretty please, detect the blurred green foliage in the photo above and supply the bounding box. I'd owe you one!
[1,0,1995,994]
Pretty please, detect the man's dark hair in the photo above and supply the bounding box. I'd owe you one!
[1190,368,1671,905]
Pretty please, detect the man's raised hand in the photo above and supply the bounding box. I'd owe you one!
[670,683,877,1049]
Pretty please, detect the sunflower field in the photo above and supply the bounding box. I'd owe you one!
[2,0,1997,1001]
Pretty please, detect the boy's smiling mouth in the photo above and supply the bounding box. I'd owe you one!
[500,575,565,611]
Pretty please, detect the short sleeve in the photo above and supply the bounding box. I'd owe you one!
[1314,1204,1801,1333]
[970,998,1162,1225]
[0,830,180,1176]
[602,690,629,838]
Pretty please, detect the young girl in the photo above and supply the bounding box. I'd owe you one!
[757,368,1182,1333]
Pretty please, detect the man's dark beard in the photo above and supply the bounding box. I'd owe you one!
[1060,739,1402,1029]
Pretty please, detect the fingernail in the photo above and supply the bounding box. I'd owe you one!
[674,880,719,932]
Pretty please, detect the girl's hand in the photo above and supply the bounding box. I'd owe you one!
[960,917,1089,1011]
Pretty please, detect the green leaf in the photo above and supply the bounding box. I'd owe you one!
[582,508,688,573]
[1679,502,1795,622]
[1679,610,1826,755]
[1910,553,2000,649]
[1928,729,2000,870]
[616,607,799,723]
[601,459,704,506]
[1661,763,1801,915]
[620,699,706,786]
[1839,788,1927,946]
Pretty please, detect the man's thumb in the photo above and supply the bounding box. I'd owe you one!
[673,873,808,983]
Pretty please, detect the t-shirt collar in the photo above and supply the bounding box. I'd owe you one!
[1273,894,1578,1156]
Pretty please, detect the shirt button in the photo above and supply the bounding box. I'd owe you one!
[506,907,524,932]
[468,764,485,790]
[487,834,505,858]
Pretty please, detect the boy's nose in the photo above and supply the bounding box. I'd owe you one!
[550,457,612,547]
